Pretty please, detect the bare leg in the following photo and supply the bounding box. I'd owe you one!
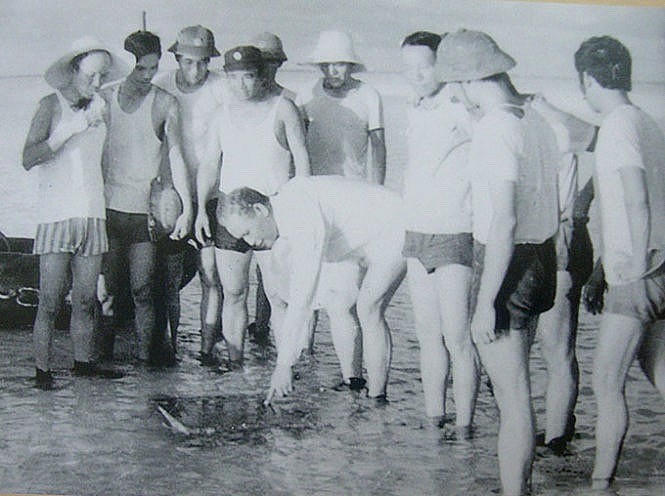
[437,263,477,427]
[536,270,580,442]
[316,262,363,382]
[476,329,534,496]
[638,319,665,399]
[70,253,102,363]
[198,245,223,354]
[33,253,71,371]
[591,312,645,489]
[357,255,406,398]
[406,258,450,419]
[253,264,272,339]
[215,248,252,363]
[128,241,157,362]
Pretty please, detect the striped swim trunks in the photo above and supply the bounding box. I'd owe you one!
[33,217,108,256]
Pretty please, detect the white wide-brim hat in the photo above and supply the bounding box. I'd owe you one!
[304,30,365,72]
[44,36,129,90]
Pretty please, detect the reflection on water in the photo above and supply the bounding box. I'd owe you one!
[1,276,663,495]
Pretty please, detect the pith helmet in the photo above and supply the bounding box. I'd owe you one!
[305,30,365,72]
[168,25,221,58]
[436,29,516,83]
[44,36,128,89]
[250,32,287,63]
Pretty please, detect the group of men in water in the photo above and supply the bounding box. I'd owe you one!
[22,22,665,495]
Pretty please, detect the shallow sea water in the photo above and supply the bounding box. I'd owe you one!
[0,76,664,495]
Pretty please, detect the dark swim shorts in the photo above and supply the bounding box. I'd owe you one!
[106,209,151,244]
[469,238,557,331]
[402,231,473,273]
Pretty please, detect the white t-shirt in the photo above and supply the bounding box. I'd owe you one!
[595,104,665,285]
[272,176,404,263]
[270,175,403,367]
[403,85,472,233]
[153,70,225,199]
[297,78,383,179]
[468,104,560,245]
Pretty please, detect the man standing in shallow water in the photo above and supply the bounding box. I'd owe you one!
[154,25,225,365]
[23,37,127,389]
[101,30,192,365]
[573,35,665,491]
[438,30,560,495]
[400,31,478,432]
[296,30,386,389]
[195,46,310,368]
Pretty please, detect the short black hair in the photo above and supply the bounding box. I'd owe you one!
[401,31,443,52]
[574,36,631,91]
[219,187,271,223]
[124,30,162,61]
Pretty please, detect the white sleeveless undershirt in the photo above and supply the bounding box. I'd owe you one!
[104,84,161,214]
[37,92,106,223]
[217,95,291,196]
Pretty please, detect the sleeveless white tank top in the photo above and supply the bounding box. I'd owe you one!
[217,96,291,195]
[104,85,161,213]
[37,92,106,223]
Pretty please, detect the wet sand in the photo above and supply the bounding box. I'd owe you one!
[0,274,664,496]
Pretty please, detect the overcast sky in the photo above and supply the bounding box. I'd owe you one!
[0,0,663,82]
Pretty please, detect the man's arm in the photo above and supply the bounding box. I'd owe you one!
[368,128,386,185]
[267,203,325,401]
[472,179,516,345]
[160,92,192,239]
[194,113,223,244]
[23,96,59,170]
[530,94,596,154]
[618,166,649,281]
[279,99,311,177]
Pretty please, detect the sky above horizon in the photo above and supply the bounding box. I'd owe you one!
[0,0,663,83]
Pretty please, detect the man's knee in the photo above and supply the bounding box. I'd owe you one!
[131,281,153,306]
[222,283,248,304]
[71,291,97,315]
[356,297,382,328]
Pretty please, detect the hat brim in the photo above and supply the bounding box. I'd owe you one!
[300,60,366,73]
[437,54,516,83]
[223,61,264,72]
[45,46,129,90]
[167,42,221,58]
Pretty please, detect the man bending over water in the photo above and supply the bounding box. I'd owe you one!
[218,176,406,403]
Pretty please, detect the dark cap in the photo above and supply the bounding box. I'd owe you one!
[224,46,264,71]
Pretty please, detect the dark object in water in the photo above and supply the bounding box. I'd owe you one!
[153,394,320,445]
[0,231,71,329]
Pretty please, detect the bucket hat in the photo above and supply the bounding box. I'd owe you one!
[250,32,287,63]
[44,36,128,90]
[436,29,516,83]
[304,30,365,72]
[168,25,220,59]
[223,46,265,72]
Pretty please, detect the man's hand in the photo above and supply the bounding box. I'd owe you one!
[171,209,192,241]
[264,364,293,405]
[194,212,211,245]
[583,261,606,315]
[470,302,497,345]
